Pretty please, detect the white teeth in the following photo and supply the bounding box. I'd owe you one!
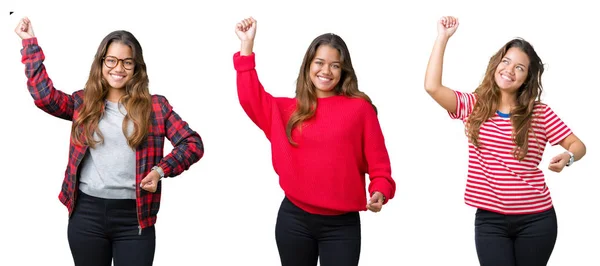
[501,74,513,82]
[111,74,125,80]
[318,76,331,81]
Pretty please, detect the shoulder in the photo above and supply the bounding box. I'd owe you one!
[151,94,172,114]
[534,101,548,109]
[533,101,550,113]
[338,96,378,121]
[346,96,375,112]
[151,94,168,104]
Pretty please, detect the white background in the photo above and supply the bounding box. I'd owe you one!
[1,0,598,265]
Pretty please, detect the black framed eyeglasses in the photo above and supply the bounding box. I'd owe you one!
[102,56,135,70]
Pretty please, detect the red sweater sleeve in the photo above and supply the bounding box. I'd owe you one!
[233,52,275,140]
[363,105,396,204]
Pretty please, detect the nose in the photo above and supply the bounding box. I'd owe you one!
[114,60,126,71]
[505,64,516,75]
[321,64,331,74]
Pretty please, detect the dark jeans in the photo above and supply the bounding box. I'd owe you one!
[67,191,156,266]
[275,197,361,266]
[475,207,557,266]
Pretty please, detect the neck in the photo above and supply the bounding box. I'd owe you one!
[107,88,125,103]
[498,91,517,113]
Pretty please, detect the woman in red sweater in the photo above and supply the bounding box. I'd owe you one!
[233,17,396,266]
[424,16,587,266]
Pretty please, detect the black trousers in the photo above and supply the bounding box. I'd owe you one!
[275,197,361,266]
[475,207,558,266]
[67,191,156,266]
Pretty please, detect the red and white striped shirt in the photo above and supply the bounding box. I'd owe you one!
[449,91,572,215]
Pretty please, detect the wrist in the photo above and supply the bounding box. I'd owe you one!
[564,151,575,167]
[372,191,386,202]
[240,41,254,56]
[151,166,164,179]
[436,35,450,43]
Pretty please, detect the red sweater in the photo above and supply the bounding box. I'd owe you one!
[234,52,396,215]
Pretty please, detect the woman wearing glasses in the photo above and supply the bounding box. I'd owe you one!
[15,17,204,266]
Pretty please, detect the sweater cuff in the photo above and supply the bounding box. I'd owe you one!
[233,51,256,71]
[370,181,393,205]
[22,37,38,47]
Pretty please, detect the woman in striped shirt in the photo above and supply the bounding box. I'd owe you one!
[424,16,587,266]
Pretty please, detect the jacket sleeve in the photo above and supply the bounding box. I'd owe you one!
[156,96,204,177]
[21,37,74,121]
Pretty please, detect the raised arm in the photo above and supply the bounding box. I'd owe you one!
[234,17,276,139]
[16,17,75,121]
[424,16,460,114]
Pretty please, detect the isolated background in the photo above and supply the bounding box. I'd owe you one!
[1,0,598,265]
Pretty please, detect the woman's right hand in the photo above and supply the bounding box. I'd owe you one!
[235,17,257,42]
[15,17,35,40]
[437,16,458,40]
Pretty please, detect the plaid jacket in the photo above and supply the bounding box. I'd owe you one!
[21,38,204,228]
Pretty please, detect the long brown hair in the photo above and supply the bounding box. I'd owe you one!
[467,38,544,160]
[286,33,375,145]
[72,30,152,149]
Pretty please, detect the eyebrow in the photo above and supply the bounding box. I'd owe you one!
[314,57,341,64]
[503,57,527,68]
[106,55,134,60]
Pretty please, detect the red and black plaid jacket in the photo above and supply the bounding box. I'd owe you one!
[21,38,204,228]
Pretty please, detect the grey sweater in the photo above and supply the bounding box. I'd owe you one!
[79,100,136,199]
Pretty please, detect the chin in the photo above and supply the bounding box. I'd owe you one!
[109,84,126,90]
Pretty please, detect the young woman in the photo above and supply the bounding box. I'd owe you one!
[15,17,204,266]
[424,16,587,266]
[233,17,396,266]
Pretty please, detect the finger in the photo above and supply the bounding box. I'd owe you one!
[368,196,378,205]
[141,183,156,192]
[367,204,377,212]
[371,202,383,210]
[140,176,153,187]
[368,204,381,212]
[141,180,155,189]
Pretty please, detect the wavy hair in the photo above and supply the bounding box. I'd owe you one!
[467,38,544,160]
[286,33,375,145]
[72,30,152,149]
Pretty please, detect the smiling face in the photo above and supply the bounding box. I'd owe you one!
[494,47,530,93]
[309,45,342,98]
[102,41,135,90]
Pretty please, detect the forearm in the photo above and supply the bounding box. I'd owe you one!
[424,36,449,93]
[22,38,74,120]
[567,140,586,162]
[240,40,254,56]
[234,52,274,136]
[158,131,204,177]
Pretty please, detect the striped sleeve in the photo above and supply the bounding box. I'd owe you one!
[448,91,477,120]
[543,105,572,145]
